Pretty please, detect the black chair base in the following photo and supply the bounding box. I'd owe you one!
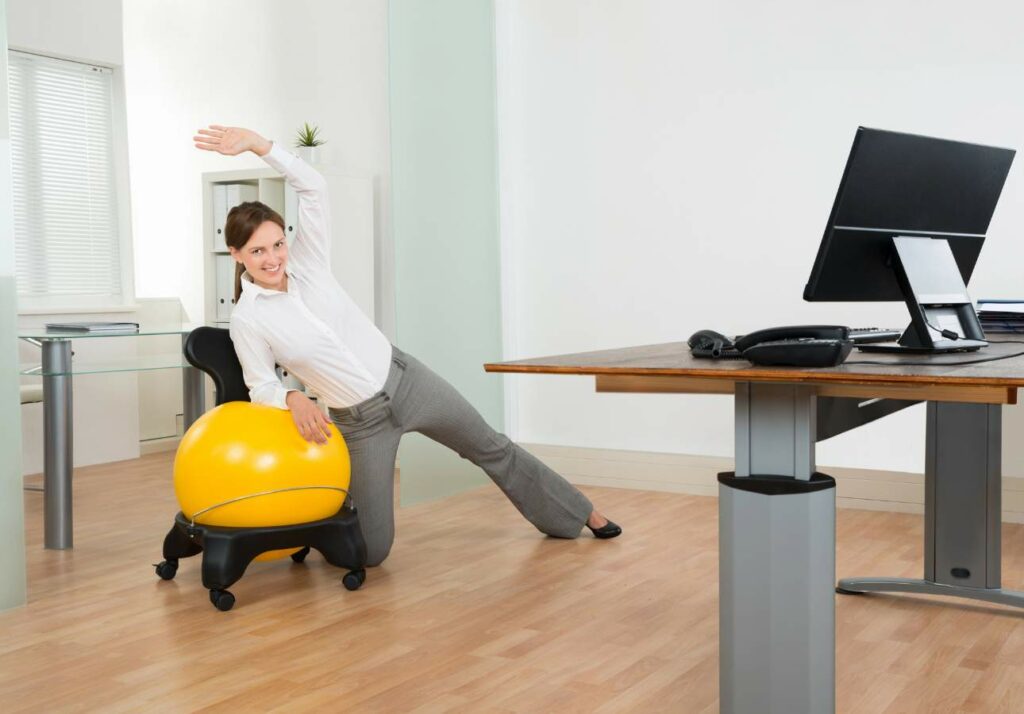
[155,506,368,611]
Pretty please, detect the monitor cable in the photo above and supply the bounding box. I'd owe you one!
[923,319,963,342]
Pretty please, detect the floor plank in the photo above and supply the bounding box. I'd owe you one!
[3,453,1024,712]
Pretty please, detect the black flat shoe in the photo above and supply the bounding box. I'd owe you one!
[586,519,622,539]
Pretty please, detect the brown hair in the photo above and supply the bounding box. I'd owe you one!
[224,201,286,301]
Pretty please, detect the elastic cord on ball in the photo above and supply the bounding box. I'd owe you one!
[189,485,351,527]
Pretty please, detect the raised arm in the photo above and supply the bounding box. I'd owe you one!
[194,125,331,268]
[260,142,331,268]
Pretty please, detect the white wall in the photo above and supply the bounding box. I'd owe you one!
[496,0,1024,474]
[6,0,121,65]
[123,0,393,335]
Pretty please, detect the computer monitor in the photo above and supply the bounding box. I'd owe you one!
[803,127,1015,353]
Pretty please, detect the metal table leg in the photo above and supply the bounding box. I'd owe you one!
[182,334,205,431]
[42,339,73,550]
[719,382,836,714]
[839,401,1024,608]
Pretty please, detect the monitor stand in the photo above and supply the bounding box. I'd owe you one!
[857,236,987,354]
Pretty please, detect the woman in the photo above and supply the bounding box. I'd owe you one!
[194,125,621,566]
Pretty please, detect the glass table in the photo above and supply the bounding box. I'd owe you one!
[19,325,206,549]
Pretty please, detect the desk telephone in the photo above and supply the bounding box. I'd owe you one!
[688,325,855,367]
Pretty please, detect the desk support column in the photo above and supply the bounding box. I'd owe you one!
[927,402,1001,588]
[720,383,835,714]
[182,334,205,431]
[42,339,73,550]
[839,401,1024,608]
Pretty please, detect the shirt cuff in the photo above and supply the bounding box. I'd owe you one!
[275,386,295,410]
[253,383,296,410]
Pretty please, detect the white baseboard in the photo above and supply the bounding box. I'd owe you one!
[139,436,180,455]
[522,443,1024,524]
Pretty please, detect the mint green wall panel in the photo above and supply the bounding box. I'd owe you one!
[0,0,29,611]
[389,0,504,506]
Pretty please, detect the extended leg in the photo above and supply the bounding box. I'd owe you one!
[398,353,592,538]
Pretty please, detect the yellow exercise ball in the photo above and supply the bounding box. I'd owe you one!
[173,401,350,562]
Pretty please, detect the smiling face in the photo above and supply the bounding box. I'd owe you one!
[230,220,288,291]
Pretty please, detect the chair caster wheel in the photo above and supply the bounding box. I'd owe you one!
[209,589,235,611]
[342,569,366,591]
[291,546,311,563]
[155,560,178,580]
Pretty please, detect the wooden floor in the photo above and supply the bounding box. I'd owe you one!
[3,454,1024,713]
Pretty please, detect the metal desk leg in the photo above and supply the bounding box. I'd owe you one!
[182,334,205,431]
[42,339,73,550]
[720,383,836,714]
[839,401,1024,608]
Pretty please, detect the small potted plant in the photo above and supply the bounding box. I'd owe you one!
[294,122,327,163]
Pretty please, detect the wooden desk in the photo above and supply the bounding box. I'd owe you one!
[486,338,1024,401]
[486,338,1024,713]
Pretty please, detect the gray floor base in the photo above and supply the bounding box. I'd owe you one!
[837,577,1024,609]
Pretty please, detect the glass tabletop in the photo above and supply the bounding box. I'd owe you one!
[20,352,192,376]
[18,323,201,340]
[18,323,209,376]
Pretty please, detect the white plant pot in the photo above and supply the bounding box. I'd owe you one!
[295,145,321,164]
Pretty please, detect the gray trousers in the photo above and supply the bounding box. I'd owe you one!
[328,347,594,566]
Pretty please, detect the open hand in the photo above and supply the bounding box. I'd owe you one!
[286,391,334,445]
[193,125,272,157]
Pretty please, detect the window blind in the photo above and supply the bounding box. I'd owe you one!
[8,51,122,301]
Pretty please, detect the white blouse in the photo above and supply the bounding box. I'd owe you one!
[228,142,392,410]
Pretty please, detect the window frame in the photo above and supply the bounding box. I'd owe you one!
[9,48,136,314]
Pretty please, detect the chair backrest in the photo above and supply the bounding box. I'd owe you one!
[183,327,250,406]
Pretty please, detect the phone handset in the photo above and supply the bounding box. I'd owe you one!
[733,325,849,352]
[688,325,854,367]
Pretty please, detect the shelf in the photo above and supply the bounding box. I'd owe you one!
[20,352,192,377]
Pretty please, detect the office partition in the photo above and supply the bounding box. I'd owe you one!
[389,0,505,506]
[0,0,29,610]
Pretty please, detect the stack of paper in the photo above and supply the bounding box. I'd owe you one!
[977,300,1024,334]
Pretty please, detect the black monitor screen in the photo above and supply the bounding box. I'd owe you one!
[804,127,1015,302]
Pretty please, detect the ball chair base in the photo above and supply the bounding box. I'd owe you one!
[155,506,368,611]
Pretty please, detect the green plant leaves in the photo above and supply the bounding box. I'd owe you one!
[294,122,327,147]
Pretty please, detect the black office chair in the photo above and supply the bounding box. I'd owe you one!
[183,325,250,403]
[154,326,367,611]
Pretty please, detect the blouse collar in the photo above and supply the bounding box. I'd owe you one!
[239,268,299,298]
